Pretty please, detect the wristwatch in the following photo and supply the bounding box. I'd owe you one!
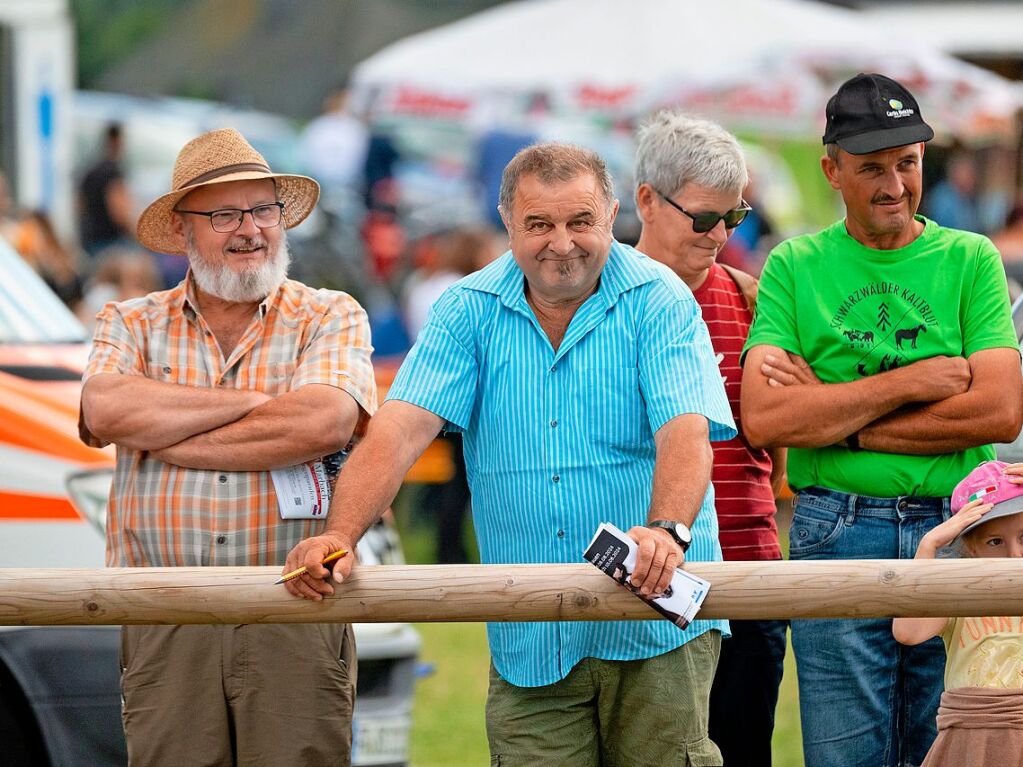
[646,520,692,553]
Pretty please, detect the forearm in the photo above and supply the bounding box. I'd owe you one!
[82,374,267,450]
[648,414,713,527]
[741,345,975,449]
[323,401,444,543]
[861,399,1019,455]
[152,385,361,470]
[742,377,916,449]
[892,538,950,644]
[860,350,1023,455]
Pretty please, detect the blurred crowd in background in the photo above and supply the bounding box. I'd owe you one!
[7,82,1023,352]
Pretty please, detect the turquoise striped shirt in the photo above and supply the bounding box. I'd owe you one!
[388,241,736,687]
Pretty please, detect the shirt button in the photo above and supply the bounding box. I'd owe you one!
[550,364,557,372]
[552,474,560,483]
[219,474,228,483]
[216,535,227,544]
[557,529,565,538]
[550,419,558,428]
[162,366,171,374]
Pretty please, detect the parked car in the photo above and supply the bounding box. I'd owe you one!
[0,238,419,767]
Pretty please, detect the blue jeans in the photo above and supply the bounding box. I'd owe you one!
[789,486,950,767]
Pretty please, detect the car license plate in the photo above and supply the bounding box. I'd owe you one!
[352,713,411,765]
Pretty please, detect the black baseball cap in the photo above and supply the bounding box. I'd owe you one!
[822,73,934,155]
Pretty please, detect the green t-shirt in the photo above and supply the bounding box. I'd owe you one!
[744,216,1017,497]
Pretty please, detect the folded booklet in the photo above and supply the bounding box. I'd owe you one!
[583,522,710,630]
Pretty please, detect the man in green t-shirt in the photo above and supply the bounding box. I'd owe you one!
[741,73,1023,767]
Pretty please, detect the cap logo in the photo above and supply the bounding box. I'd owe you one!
[969,485,998,503]
[886,98,915,119]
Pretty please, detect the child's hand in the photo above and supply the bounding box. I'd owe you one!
[1003,464,1023,482]
[916,499,992,558]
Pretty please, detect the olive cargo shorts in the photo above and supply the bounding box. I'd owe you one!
[486,629,722,766]
[120,623,355,767]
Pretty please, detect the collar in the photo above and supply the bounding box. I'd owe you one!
[459,240,656,309]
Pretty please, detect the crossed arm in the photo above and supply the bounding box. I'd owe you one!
[740,344,1022,454]
[81,373,362,470]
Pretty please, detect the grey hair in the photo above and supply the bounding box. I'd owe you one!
[635,111,748,199]
[498,142,615,218]
[825,143,841,163]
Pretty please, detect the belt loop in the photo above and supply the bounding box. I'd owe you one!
[844,492,857,525]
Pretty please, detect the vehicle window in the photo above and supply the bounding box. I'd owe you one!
[0,239,88,343]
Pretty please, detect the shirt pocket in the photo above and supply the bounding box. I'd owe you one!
[145,355,206,387]
[585,366,647,451]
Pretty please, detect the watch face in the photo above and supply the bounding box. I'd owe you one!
[674,523,692,544]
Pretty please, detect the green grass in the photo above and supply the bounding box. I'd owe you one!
[398,490,805,766]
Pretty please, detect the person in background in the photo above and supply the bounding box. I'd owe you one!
[13,210,85,310]
[741,73,1022,767]
[286,142,735,766]
[633,110,787,767]
[298,85,369,194]
[402,225,499,564]
[78,122,135,256]
[925,152,982,233]
[80,128,374,766]
[991,203,1023,300]
[77,246,162,328]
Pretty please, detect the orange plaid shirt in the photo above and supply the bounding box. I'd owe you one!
[84,275,376,567]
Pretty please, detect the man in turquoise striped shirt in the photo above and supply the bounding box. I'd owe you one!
[286,143,735,766]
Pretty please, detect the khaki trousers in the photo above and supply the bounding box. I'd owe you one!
[120,623,355,767]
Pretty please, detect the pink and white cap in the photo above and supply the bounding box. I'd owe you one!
[951,460,1023,540]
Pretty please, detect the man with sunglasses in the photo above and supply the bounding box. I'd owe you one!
[80,128,375,765]
[741,74,1022,767]
[634,111,788,767]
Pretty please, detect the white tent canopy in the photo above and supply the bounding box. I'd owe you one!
[352,0,1019,142]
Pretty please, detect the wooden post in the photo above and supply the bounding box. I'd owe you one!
[1,559,1021,626]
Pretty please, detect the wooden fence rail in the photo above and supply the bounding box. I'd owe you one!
[1,560,1020,626]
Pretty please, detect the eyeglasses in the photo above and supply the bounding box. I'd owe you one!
[657,192,751,233]
[176,202,285,233]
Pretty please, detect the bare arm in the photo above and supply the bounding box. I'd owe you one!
[628,414,712,598]
[892,498,992,645]
[283,400,445,600]
[81,373,270,450]
[740,345,971,449]
[150,384,363,471]
[860,348,1023,454]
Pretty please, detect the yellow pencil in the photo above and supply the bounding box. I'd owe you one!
[274,549,348,585]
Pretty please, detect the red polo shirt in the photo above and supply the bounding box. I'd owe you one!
[693,263,781,561]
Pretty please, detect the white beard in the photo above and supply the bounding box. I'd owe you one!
[188,230,290,302]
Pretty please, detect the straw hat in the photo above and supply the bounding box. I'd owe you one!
[135,128,320,255]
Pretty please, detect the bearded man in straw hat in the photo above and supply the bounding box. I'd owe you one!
[80,128,375,766]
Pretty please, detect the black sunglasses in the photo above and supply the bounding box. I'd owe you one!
[657,192,752,233]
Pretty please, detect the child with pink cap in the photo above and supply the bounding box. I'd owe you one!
[894,460,1023,765]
